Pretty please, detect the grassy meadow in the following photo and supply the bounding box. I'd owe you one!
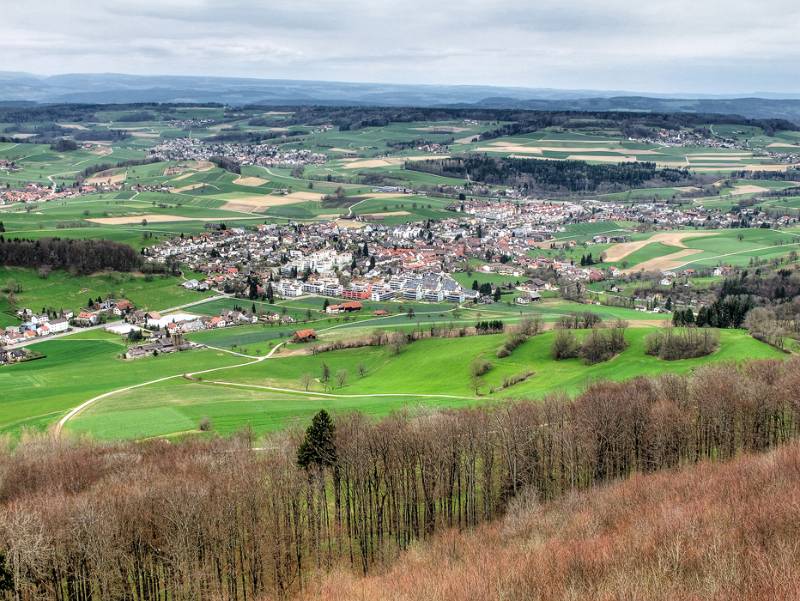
[60,327,784,440]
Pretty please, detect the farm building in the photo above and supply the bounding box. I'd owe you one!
[293,329,317,342]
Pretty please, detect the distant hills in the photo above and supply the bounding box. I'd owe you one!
[2,72,800,122]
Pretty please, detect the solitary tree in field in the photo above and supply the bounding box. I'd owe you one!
[300,372,313,391]
[335,369,348,389]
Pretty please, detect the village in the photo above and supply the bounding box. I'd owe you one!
[148,137,327,168]
[145,191,796,311]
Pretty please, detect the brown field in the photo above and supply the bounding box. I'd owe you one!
[699,163,798,173]
[194,160,215,172]
[604,231,718,262]
[730,184,770,195]
[476,144,542,154]
[334,219,367,229]
[621,248,704,273]
[477,142,661,156]
[538,138,618,143]
[86,170,126,185]
[282,191,324,202]
[233,176,269,186]
[329,147,357,154]
[57,123,89,130]
[166,161,216,181]
[342,155,450,169]
[88,146,113,157]
[767,142,800,149]
[220,191,323,212]
[129,131,159,139]
[86,214,210,225]
[171,183,206,194]
[454,135,480,144]
[411,126,470,133]
[360,192,414,199]
[362,211,411,218]
[566,154,638,163]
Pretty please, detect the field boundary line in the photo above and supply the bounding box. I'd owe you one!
[204,380,479,401]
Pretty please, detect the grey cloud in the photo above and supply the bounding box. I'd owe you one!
[2,0,800,93]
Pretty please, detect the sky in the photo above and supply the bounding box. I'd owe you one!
[3,0,800,94]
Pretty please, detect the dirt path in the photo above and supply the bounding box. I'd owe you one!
[204,380,479,401]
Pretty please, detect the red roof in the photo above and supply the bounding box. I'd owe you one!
[293,329,317,341]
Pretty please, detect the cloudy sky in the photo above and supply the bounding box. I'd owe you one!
[3,0,800,93]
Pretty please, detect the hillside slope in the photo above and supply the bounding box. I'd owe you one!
[301,442,800,601]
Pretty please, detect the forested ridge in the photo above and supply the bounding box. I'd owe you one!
[0,237,143,274]
[1,357,799,600]
[406,155,694,193]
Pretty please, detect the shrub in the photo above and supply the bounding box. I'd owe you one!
[553,321,628,364]
[578,324,628,365]
[551,328,580,359]
[556,311,602,329]
[645,327,720,360]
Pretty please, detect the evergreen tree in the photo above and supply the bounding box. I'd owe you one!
[296,410,337,469]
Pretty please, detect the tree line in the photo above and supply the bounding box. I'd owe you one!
[2,356,799,600]
[0,237,144,274]
[406,155,694,194]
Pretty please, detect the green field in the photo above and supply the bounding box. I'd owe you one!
[3,108,799,445]
[0,336,245,434]
[0,266,210,322]
[61,328,784,440]
[606,228,800,271]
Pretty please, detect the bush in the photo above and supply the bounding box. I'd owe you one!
[552,322,628,364]
[645,327,720,360]
[579,326,627,365]
[557,312,602,330]
[551,329,580,359]
[50,138,78,152]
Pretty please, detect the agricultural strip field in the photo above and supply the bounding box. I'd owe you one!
[606,228,800,271]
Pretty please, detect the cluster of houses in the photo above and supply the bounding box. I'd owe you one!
[0,309,71,346]
[128,307,296,335]
[148,138,327,168]
[0,182,87,206]
[72,299,136,327]
[0,347,34,366]
[124,331,195,360]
